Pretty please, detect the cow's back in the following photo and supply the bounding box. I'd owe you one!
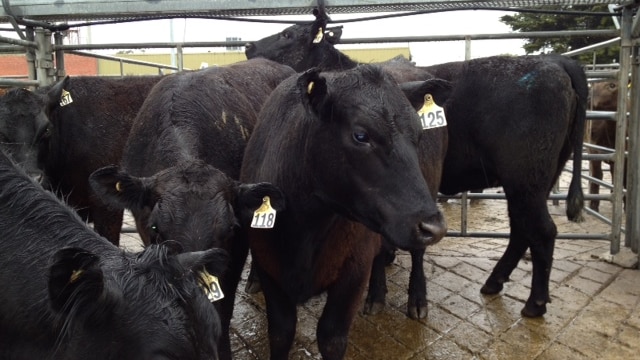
[122,59,295,179]
[439,55,582,194]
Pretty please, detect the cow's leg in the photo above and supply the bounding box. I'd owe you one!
[589,159,603,211]
[407,248,428,319]
[363,244,389,315]
[91,207,124,247]
[244,261,262,294]
[481,193,556,317]
[216,233,250,360]
[318,258,371,360]
[524,208,556,317]
[259,270,297,360]
[481,191,538,295]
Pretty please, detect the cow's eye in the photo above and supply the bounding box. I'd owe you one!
[352,131,370,144]
[282,31,290,39]
[150,224,159,233]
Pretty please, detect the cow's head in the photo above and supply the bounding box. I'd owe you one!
[244,2,342,71]
[291,66,447,249]
[0,78,67,177]
[89,160,285,251]
[48,244,228,359]
[588,80,619,111]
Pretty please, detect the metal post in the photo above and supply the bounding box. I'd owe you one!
[177,44,183,72]
[54,31,66,81]
[25,27,36,85]
[625,43,640,254]
[464,35,471,60]
[610,6,633,254]
[34,28,55,86]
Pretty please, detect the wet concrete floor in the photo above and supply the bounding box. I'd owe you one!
[119,176,640,360]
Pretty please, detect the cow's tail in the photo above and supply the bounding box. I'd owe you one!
[558,55,588,222]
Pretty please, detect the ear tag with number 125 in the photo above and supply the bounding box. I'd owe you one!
[417,94,447,130]
[251,196,277,229]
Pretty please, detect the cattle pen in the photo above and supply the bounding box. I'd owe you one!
[1,1,640,359]
[1,0,638,260]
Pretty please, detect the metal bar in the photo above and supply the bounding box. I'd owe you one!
[0,77,39,86]
[54,31,65,80]
[67,49,184,71]
[585,70,619,79]
[34,28,54,86]
[49,29,619,52]
[563,37,621,57]
[0,32,35,47]
[586,110,618,120]
[24,26,35,83]
[609,6,633,254]
[0,1,624,20]
[626,40,640,254]
[445,231,611,240]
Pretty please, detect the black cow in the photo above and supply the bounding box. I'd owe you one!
[1,85,62,173]
[0,149,228,360]
[245,17,449,321]
[89,57,295,360]
[0,75,162,246]
[244,8,587,318]
[240,65,447,360]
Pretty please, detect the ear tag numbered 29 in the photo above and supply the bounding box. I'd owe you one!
[251,196,277,229]
[199,269,224,302]
[417,94,447,130]
[59,89,73,107]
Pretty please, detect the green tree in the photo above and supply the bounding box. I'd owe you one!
[500,5,619,64]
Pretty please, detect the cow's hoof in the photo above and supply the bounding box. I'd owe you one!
[407,303,428,319]
[480,279,504,295]
[244,279,262,294]
[363,300,384,315]
[521,302,547,318]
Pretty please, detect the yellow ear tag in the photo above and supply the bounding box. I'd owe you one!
[115,181,123,192]
[417,94,447,130]
[313,27,324,43]
[59,89,73,107]
[69,269,83,284]
[307,81,315,94]
[199,269,224,302]
[251,196,277,229]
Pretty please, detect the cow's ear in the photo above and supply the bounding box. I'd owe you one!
[400,79,453,111]
[46,75,70,111]
[89,165,156,211]
[236,182,286,225]
[48,247,105,313]
[298,68,329,117]
[311,1,330,45]
[177,248,229,279]
[325,26,343,45]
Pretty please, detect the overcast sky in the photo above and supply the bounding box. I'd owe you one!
[80,9,526,66]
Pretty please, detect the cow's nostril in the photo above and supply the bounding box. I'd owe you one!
[244,43,253,50]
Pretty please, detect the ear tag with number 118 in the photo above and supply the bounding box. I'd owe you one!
[251,196,277,229]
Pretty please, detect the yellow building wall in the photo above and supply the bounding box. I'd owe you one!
[96,47,411,76]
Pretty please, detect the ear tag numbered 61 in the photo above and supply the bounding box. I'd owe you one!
[251,196,277,229]
[199,269,224,302]
[417,94,447,130]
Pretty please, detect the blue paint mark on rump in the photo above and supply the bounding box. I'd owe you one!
[518,71,537,90]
